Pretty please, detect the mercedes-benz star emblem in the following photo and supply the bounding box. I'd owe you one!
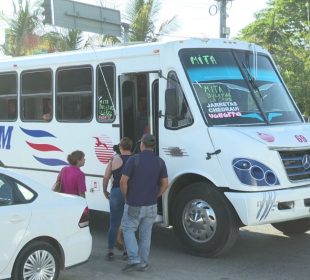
[302,154,310,170]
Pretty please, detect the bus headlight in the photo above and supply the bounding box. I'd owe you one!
[232,158,279,186]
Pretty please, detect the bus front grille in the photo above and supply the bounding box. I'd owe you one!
[279,150,310,181]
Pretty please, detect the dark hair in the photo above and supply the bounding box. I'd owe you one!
[113,144,121,155]
[67,150,85,166]
[119,137,133,151]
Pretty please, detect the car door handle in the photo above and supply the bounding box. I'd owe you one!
[10,215,25,223]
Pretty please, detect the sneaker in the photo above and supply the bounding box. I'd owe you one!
[122,263,139,272]
[122,251,128,261]
[154,214,163,223]
[137,263,149,272]
[105,252,114,261]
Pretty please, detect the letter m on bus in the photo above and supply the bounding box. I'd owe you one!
[0,126,13,150]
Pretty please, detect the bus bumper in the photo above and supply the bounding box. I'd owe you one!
[225,185,310,226]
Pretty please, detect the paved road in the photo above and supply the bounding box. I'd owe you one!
[60,212,310,280]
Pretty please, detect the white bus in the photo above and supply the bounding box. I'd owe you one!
[1,38,310,256]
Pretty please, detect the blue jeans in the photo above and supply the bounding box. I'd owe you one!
[108,187,125,250]
[121,203,157,264]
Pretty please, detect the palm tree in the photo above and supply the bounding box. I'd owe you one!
[90,0,178,46]
[1,0,86,55]
[0,0,43,56]
[43,28,85,52]
[83,34,121,49]
[124,0,178,42]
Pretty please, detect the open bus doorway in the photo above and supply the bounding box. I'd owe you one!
[120,73,159,153]
[119,72,162,215]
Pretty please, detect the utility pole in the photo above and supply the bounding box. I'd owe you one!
[213,0,232,38]
[219,0,227,38]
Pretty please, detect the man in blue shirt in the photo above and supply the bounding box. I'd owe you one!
[120,133,168,272]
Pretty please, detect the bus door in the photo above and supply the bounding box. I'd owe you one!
[119,74,137,144]
[149,73,159,155]
[119,72,159,152]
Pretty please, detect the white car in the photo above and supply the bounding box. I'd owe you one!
[0,167,92,280]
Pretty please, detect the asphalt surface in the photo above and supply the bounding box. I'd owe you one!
[59,211,310,280]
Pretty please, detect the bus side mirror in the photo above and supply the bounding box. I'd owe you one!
[303,115,309,122]
[165,88,179,117]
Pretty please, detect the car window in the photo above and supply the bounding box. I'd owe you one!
[16,183,35,201]
[0,175,36,205]
[0,179,13,205]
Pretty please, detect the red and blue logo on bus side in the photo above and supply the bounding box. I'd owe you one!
[20,127,68,166]
[1,126,115,166]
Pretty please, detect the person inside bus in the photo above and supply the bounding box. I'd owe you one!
[137,96,148,135]
[7,99,17,120]
[103,137,133,261]
[57,150,86,197]
[42,99,52,121]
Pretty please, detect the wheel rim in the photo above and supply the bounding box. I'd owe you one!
[182,199,217,243]
[23,250,56,280]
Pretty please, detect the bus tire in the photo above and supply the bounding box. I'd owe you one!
[271,218,310,235]
[12,241,60,280]
[172,182,239,257]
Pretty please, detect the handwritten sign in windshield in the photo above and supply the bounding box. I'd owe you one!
[194,83,241,119]
[207,102,241,119]
[98,99,113,120]
[203,84,232,102]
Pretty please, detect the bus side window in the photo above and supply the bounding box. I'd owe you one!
[96,64,115,122]
[56,66,93,122]
[21,69,52,122]
[0,72,17,121]
[165,71,193,129]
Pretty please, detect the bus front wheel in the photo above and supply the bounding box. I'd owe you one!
[172,182,239,257]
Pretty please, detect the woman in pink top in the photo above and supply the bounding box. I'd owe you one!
[58,150,86,197]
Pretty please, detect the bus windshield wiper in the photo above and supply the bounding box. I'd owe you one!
[239,60,269,124]
[242,62,263,100]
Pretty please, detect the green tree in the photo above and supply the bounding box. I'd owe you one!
[43,29,85,52]
[86,0,178,47]
[125,0,177,42]
[238,0,310,116]
[1,0,86,55]
[0,0,43,56]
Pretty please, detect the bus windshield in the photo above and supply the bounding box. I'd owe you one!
[179,48,302,126]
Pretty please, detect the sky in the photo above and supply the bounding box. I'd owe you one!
[0,0,269,45]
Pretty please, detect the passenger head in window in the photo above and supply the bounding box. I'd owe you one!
[42,99,52,121]
[8,99,17,119]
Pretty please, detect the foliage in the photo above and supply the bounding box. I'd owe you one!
[84,34,121,48]
[0,0,178,53]
[126,0,158,42]
[0,0,43,56]
[124,0,178,42]
[84,0,178,46]
[237,0,310,116]
[0,0,87,55]
[43,29,84,52]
